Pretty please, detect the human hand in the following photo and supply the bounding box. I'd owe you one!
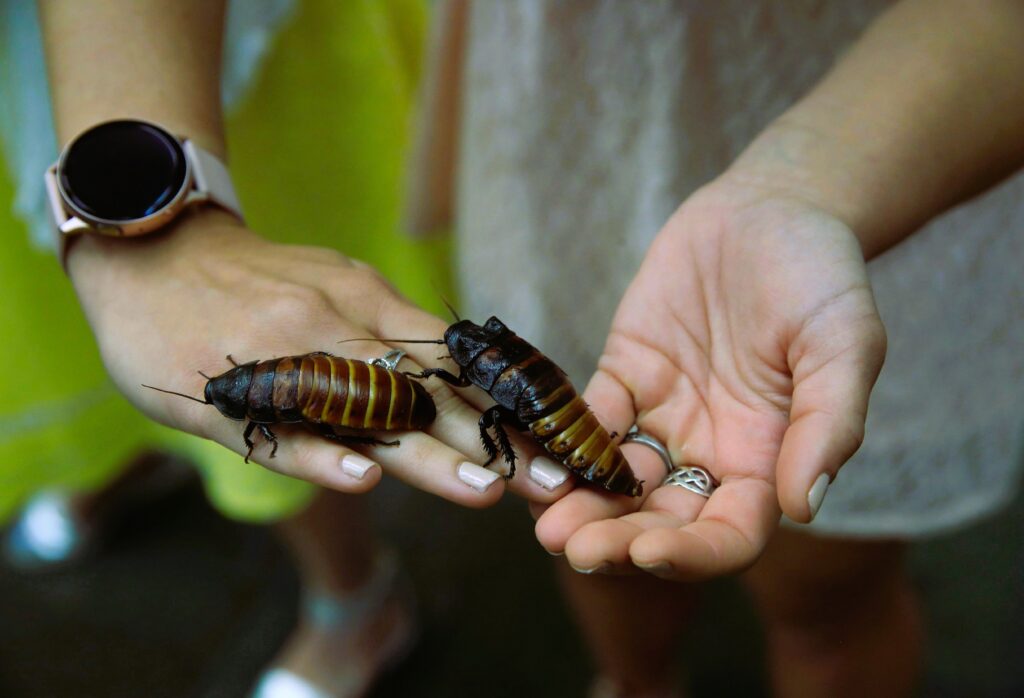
[66,210,566,506]
[534,176,886,579]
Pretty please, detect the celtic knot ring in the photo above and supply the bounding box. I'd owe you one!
[662,465,718,498]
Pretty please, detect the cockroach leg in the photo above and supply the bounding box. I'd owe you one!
[408,367,472,387]
[478,412,500,466]
[258,424,279,458]
[226,354,239,367]
[348,435,401,448]
[480,406,519,479]
[317,427,400,448]
[243,421,258,463]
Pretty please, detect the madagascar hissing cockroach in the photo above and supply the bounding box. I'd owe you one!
[143,350,436,461]
[363,317,643,497]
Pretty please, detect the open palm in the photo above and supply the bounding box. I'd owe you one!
[535,179,887,580]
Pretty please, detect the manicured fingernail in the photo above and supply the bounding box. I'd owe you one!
[640,561,674,575]
[341,454,378,480]
[458,462,501,493]
[547,549,564,557]
[808,473,831,520]
[529,456,570,490]
[571,563,611,575]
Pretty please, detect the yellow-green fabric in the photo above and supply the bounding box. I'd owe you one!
[0,0,447,523]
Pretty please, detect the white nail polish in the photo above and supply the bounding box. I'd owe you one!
[571,563,610,575]
[341,454,377,480]
[529,456,570,491]
[458,462,500,493]
[807,473,831,520]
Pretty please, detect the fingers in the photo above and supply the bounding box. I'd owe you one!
[534,441,666,554]
[561,473,708,573]
[561,475,778,580]
[202,422,384,495]
[776,317,886,523]
[629,477,780,581]
[354,430,506,508]
[582,369,638,439]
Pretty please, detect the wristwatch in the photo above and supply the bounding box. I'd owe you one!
[45,118,244,257]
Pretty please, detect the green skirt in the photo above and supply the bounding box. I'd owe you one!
[0,0,448,523]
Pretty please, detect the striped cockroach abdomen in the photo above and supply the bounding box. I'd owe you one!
[236,354,436,431]
[409,317,643,497]
[518,374,639,497]
[148,351,435,463]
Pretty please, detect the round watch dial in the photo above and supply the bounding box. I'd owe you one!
[58,120,188,223]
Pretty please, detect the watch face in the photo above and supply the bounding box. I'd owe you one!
[58,120,189,223]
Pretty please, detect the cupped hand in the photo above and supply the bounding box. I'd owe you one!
[67,210,567,506]
[535,176,887,579]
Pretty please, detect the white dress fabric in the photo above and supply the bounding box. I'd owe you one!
[454,0,1024,537]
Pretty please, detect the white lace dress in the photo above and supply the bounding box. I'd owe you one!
[453,0,1024,537]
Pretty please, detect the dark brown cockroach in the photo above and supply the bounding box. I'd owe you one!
[143,351,436,461]
[362,317,643,496]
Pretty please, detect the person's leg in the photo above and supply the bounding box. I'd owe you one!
[275,488,378,594]
[557,559,696,697]
[741,528,923,698]
[255,489,415,698]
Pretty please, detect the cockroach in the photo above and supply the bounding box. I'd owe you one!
[143,350,435,461]
[358,317,643,496]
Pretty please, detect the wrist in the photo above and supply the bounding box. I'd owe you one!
[66,206,249,287]
[724,116,881,250]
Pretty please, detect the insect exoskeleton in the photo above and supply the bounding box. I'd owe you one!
[144,350,435,461]
[369,317,644,497]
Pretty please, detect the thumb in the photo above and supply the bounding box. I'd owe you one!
[776,309,886,523]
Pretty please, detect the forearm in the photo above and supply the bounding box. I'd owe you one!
[38,0,227,156]
[729,0,1024,258]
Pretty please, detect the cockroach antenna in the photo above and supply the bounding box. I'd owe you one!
[337,337,444,345]
[441,296,461,322]
[430,280,461,322]
[141,384,210,405]
[197,370,212,380]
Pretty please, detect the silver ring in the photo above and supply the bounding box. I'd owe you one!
[661,466,718,498]
[370,349,406,371]
[622,426,674,475]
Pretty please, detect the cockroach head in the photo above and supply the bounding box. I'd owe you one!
[203,362,256,420]
[444,316,510,366]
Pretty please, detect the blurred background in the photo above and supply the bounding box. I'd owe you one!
[1,471,1023,697]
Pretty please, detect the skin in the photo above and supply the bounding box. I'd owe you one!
[36,2,559,693]
[535,0,1024,579]
[38,0,566,508]
[534,0,1024,694]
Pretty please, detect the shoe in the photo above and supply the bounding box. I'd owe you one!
[250,549,419,698]
[2,452,195,573]
[3,490,95,571]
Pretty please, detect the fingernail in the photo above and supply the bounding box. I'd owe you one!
[341,454,378,480]
[807,473,831,520]
[529,456,570,490]
[457,462,501,493]
[640,561,674,575]
[547,549,564,557]
[571,563,611,575]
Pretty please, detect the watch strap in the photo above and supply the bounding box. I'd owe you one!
[183,140,244,219]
